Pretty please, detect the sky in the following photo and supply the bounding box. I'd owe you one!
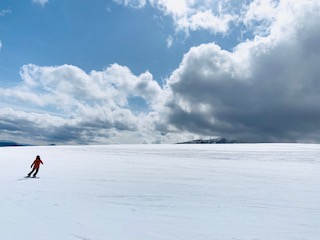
[0,0,320,145]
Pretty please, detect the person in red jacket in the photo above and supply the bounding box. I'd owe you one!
[27,155,44,178]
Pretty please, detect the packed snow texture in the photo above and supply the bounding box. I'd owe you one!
[1,144,320,240]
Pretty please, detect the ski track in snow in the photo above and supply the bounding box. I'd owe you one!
[1,144,320,240]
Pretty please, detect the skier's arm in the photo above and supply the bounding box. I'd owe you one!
[31,162,35,168]
[41,160,43,165]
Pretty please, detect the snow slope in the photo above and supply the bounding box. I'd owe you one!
[1,144,320,240]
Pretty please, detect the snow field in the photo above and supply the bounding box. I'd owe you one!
[1,144,320,240]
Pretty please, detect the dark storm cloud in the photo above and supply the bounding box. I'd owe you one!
[162,2,320,142]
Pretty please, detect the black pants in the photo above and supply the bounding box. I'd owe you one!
[28,167,39,177]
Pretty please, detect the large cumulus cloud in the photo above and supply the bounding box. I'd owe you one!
[0,64,163,144]
[160,0,320,142]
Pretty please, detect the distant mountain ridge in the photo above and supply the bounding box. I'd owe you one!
[0,141,28,147]
[177,138,242,144]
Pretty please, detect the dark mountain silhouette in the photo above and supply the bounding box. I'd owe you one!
[177,138,242,144]
[0,140,29,147]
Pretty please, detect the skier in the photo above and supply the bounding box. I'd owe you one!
[27,155,43,178]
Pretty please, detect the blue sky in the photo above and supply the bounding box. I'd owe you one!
[0,1,172,83]
[0,0,320,145]
[0,0,238,85]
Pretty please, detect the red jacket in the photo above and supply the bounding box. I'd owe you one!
[32,159,43,169]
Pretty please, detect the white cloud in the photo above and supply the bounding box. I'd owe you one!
[0,9,12,16]
[166,35,173,48]
[113,0,147,8]
[32,0,49,6]
[0,63,165,144]
[116,0,238,35]
[114,0,317,41]
[149,0,191,17]
[18,63,162,107]
[0,40,2,50]
[243,0,278,26]
[188,9,235,34]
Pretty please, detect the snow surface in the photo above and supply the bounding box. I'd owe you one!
[1,144,320,240]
